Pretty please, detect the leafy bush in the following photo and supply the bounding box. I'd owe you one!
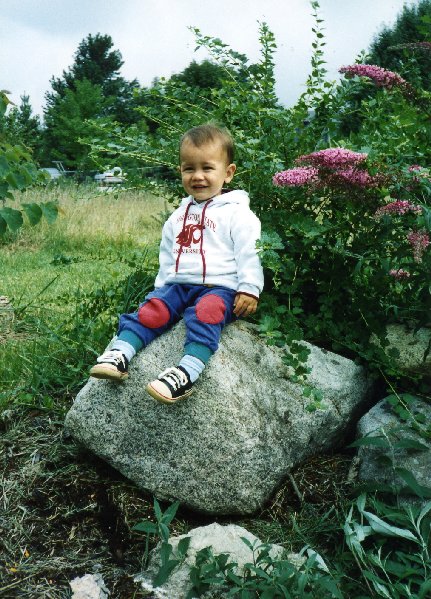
[0,91,58,234]
[88,3,431,388]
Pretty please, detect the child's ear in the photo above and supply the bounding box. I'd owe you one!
[225,163,236,183]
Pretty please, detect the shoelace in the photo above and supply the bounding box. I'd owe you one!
[97,350,125,367]
[159,367,188,390]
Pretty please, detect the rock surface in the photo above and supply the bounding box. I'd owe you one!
[70,573,109,598]
[356,398,431,492]
[371,324,431,376]
[65,320,372,515]
[136,522,285,599]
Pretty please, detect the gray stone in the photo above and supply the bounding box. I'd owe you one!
[70,573,109,599]
[136,522,286,599]
[65,321,373,515]
[355,398,431,492]
[371,324,431,376]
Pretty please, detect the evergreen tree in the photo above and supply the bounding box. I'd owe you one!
[0,94,43,161]
[368,0,431,90]
[43,33,141,168]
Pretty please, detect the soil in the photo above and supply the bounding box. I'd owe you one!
[0,407,352,598]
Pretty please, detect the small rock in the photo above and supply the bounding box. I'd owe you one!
[356,398,431,494]
[136,522,287,599]
[70,573,109,599]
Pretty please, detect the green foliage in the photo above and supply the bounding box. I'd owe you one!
[343,494,431,598]
[43,33,142,168]
[0,91,57,234]
[3,248,157,404]
[133,498,189,586]
[0,93,43,161]
[368,0,431,90]
[86,3,431,392]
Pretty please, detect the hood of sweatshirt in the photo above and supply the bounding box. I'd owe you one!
[180,189,250,209]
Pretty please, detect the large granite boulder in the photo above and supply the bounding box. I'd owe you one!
[65,321,373,515]
[355,398,431,493]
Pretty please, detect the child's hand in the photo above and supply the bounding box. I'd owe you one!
[233,293,258,317]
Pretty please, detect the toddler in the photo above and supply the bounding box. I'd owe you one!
[90,124,264,404]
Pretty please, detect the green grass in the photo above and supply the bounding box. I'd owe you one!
[1,184,166,411]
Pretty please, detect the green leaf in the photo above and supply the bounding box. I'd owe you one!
[40,201,58,224]
[177,536,191,557]
[349,436,390,449]
[0,215,6,234]
[395,467,431,499]
[132,521,158,534]
[0,155,10,177]
[22,202,43,226]
[162,500,180,525]
[362,510,419,542]
[393,438,429,452]
[0,207,23,232]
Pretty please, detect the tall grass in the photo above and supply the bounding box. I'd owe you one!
[1,183,167,410]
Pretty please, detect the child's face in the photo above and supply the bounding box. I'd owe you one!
[180,139,236,202]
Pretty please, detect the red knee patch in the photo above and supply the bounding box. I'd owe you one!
[138,298,170,328]
[195,294,226,324]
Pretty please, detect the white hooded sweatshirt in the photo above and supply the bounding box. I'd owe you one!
[154,190,264,298]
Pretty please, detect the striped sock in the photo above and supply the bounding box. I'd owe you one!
[112,340,137,363]
[179,354,205,383]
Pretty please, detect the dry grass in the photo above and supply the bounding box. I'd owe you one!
[7,183,167,249]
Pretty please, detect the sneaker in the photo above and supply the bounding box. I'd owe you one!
[90,349,129,381]
[146,365,193,404]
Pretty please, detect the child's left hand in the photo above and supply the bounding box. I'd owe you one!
[233,293,258,317]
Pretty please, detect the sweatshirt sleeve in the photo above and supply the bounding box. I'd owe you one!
[154,216,175,288]
[230,206,264,298]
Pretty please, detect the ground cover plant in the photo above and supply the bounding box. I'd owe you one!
[2,1,431,596]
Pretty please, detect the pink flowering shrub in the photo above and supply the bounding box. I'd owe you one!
[389,269,411,280]
[407,229,430,263]
[273,166,318,187]
[273,147,382,189]
[295,148,367,168]
[339,64,409,90]
[374,200,422,219]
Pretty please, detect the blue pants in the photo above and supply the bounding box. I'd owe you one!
[118,284,237,360]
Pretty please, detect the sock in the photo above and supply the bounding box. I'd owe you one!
[117,329,144,352]
[112,340,137,363]
[179,355,205,383]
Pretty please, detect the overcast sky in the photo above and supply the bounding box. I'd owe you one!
[1,0,418,117]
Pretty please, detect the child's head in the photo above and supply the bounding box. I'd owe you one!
[179,124,236,202]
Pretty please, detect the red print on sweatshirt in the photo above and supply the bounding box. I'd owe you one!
[176,223,204,248]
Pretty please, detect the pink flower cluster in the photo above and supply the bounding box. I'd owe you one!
[374,200,422,219]
[391,42,431,52]
[296,148,367,168]
[273,148,382,189]
[339,64,408,89]
[389,269,411,280]
[407,229,430,263]
[273,166,318,187]
[336,167,383,188]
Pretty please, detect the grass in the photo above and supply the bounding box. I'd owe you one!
[0,182,356,597]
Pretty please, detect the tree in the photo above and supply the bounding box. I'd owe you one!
[0,94,43,162]
[368,0,431,90]
[43,33,141,168]
[44,79,110,169]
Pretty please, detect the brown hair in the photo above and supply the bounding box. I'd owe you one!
[180,124,234,164]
